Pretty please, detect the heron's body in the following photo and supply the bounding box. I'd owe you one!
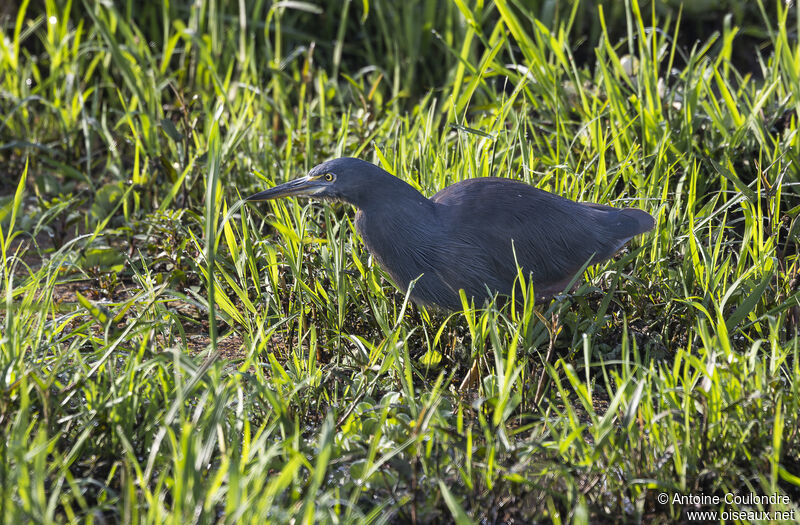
[248,158,654,310]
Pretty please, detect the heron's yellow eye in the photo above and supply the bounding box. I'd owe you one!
[324,173,335,182]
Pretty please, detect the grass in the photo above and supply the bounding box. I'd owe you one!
[1,0,799,522]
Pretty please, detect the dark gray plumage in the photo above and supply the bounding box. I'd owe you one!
[247,157,654,310]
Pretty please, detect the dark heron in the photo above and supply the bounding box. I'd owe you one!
[247,157,654,310]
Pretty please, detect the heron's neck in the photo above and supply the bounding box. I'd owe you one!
[354,175,433,215]
[353,178,438,247]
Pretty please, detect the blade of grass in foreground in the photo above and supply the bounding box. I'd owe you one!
[205,105,223,353]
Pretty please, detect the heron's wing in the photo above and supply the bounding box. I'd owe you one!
[431,178,653,298]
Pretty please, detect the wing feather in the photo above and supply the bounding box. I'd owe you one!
[431,178,652,298]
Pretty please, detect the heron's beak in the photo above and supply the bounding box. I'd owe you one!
[246,176,326,201]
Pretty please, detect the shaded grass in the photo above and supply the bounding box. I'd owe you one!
[1,0,800,522]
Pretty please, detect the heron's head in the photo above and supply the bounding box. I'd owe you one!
[246,157,413,209]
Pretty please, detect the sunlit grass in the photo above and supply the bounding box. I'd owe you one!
[1,0,799,522]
